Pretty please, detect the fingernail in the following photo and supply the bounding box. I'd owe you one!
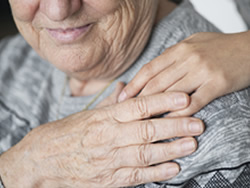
[181,140,196,153]
[167,166,180,177]
[174,94,188,107]
[118,91,127,103]
[189,121,203,134]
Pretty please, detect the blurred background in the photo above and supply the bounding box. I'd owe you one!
[190,0,247,33]
[0,0,17,39]
[0,0,248,40]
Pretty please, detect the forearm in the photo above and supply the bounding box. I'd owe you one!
[0,133,39,188]
[0,148,19,188]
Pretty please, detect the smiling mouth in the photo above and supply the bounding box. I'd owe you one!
[46,24,93,44]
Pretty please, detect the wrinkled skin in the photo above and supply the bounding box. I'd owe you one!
[0,1,206,187]
[0,92,204,187]
[9,0,158,84]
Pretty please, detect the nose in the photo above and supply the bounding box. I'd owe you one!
[40,0,82,21]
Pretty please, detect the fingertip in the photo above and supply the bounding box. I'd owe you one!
[189,119,205,135]
[165,163,180,179]
[160,163,180,181]
[181,137,198,155]
[172,92,190,109]
[118,90,127,103]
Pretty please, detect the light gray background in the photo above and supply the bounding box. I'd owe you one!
[190,0,247,33]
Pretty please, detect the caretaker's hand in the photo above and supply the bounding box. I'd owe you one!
[119,32,250,116]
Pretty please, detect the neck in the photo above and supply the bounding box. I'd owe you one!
[69,78,112,97]
[69,1,177,97]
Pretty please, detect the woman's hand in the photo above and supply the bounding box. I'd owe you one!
[119,32,250,116]
[0,92,204,188]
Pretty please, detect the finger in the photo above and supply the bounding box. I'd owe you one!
[138,62,188,97]
[115,137,197,168]
[97,82,125,108]
[113,163,180,187]
[118,48,176,102]
[168,84,218,117]
[166,73,201,94]
[114,117,204,146]
[111,92,190,122]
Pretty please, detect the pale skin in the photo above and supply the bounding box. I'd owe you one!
[0,93,204,188]
[0,0,205,187]
[119,31,250,116]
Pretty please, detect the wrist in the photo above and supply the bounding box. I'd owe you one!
[0,150,17,188]
[0,134,40,188]
[0,152,10,188]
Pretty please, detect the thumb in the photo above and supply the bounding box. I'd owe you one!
[97,82,126,108]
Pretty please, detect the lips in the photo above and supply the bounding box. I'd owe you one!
[46,24,92,44]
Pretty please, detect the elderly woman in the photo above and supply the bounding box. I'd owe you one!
[0,0,250,188]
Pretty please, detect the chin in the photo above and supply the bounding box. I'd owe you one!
[45,47,101,74]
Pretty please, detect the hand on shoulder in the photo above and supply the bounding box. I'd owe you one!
[119,31,250,116]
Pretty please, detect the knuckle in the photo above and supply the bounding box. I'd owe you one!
[215,72,230,90]
[137,144,151,166]
[190,51,203,63]
[138,120,156,143]
[177,42,191,52]
[141,63,154,77]
[162,143,176,158]
[128,168,142,185]
[93,171,115,186]
[127,79,140,93]
[134,97,151,118]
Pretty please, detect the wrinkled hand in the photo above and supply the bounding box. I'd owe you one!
[0,92,204,188]
[119,32,250,116]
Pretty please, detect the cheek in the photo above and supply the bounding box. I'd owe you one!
[84,0,120,15]
[9,0,39,22]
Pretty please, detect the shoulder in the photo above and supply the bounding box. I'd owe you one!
[0,35,53,107]
[152,0,220,54]
[196,87,250,120]
[0,34,54,111]
[166,87,250,185]
[0,35,54,153]
[234,0,250,28]
[0,35,52,77]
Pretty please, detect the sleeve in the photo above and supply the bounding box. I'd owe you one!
[161,87,250,186]
[0,35,33,155]
[234,0,250,29]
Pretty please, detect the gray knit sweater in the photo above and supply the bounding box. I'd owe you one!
[0,1,250,188]
[235,0,250,29]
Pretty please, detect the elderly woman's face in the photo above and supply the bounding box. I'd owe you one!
[9,0,159,80]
